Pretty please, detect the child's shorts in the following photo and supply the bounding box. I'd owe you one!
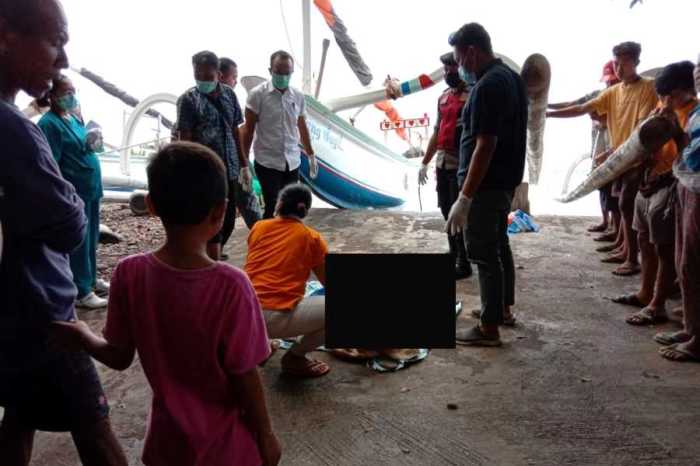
[633,185,675,246]
[0,349,110,432]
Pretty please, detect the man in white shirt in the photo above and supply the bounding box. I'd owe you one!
[242,50,317,218]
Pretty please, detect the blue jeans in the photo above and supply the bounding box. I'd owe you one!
[463,189,515,326]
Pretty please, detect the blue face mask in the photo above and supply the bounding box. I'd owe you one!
[57,93,78,111]
[271,73,291,90]
[458,66,477,85]
[196,80,217,94]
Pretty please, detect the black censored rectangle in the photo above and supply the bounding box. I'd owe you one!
[325,254,456,349]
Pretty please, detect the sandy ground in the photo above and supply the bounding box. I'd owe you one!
[25,206,700,465]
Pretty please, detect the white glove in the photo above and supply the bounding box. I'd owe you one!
[418,163,429,186]
[309,154,319,179]
[239,166,253,193]
[445,193,472,236]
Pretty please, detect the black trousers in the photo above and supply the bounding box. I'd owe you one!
[209,178,237,245]
[464,189,515,326]
[255,161,299,219]
[436,168,469,269]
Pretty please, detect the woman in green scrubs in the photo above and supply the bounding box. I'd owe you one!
[38,75,108,309]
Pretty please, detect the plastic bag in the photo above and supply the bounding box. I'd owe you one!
[305,280,325,297]
[85,126,105,153]
[507,209,540,234]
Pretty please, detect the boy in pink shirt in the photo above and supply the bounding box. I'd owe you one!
[51,142,281,466]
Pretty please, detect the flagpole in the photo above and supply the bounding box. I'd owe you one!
[302,0,312,95]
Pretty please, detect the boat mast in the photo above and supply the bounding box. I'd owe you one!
[302,0,312,95]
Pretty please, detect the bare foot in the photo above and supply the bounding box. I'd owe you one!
[601,253,626,264]
[596,243,618,253]
[660,338,700,363]
[612,262,641,276]
[588,222,608,233]
[281,351,330,377]
[593,232,616,242]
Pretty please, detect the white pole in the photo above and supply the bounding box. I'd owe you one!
[302,0,312,95]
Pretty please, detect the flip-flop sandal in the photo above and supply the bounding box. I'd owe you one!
[596,244,619,253]
[625,308,668,326]
[593,232,616,241]
[588,224,608,233]
[654,331,691,346]
[659,343,700,363]
[282,358,331,377]
[368,348,429,373]
[610,293,646,308]
[612,266,641,276]
[601,255,625,264]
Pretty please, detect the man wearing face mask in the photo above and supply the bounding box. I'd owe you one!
[419,52,472,280]
[176,51,250,260]
[218,56,262,236]
[242,50,317,219]
[446,23,528,346]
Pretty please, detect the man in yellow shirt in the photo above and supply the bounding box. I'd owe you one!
[547,42,658,277]
[620,62,698,326]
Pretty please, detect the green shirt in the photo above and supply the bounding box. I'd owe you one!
[38,111,103,201]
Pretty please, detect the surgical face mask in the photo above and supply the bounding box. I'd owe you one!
[196,80,217,94]
[444,71,463,89]
[57,93,78,111]
[271,73,291,90]
[458,66,477,86]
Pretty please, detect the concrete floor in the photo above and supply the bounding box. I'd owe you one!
[27,209,700,465]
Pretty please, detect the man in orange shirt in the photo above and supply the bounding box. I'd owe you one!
[620,62,698,325]
[547,42,658,277]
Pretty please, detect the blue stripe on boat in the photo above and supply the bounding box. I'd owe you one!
[298,153,405,209]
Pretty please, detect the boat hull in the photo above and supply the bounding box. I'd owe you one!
[100,94,411,210]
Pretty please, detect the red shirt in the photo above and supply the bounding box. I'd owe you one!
[104,254,270,466]
[436,89,469,153]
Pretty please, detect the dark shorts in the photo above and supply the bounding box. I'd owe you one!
[0,350,109,432]
[599,182,619,213]
[633,185,675,246]
[613,167,643,211]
